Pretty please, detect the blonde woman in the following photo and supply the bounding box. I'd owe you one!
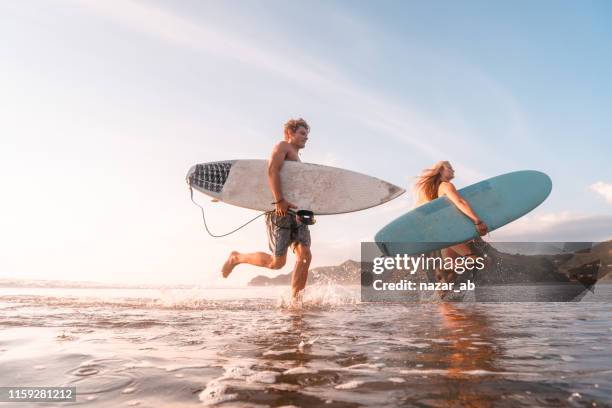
[415,161,488,282]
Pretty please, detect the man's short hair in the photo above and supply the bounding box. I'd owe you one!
[284,118,310,136]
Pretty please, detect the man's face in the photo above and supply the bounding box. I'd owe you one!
[288,126,309,148]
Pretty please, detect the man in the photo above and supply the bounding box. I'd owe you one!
[221,118,312,301]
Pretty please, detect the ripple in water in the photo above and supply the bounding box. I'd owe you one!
[68,374,134,394]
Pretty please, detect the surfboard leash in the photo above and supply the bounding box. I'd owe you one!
[189,186,271,238]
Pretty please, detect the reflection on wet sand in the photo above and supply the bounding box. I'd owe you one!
[0,289,610,407]
[434,303,501,407]
[437,303,499,376]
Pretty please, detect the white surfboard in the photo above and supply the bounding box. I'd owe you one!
[186,160,405,215]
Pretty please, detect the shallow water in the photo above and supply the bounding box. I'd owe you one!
[0,286,610,407]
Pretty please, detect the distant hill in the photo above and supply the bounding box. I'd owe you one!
[248,241,612,286]
[248,260,360,286]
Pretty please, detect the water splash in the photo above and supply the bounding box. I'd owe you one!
[276,283,359,310]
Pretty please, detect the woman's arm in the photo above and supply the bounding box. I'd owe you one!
[439,182,488,235]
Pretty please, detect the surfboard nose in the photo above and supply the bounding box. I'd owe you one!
[385,183,406,202]
[533,170,553,198]
[187,161,233,193]
[510,170,553,201]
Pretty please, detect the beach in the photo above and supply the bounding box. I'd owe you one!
[3,1,612,406]
[0,286,610,407]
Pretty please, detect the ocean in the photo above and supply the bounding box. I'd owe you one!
[0,285,610,407]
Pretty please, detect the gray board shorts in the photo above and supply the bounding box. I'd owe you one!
[265,213,311,257]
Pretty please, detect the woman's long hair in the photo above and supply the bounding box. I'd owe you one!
[414,161,451,202]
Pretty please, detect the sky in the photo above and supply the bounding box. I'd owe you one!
[1,0,611,286]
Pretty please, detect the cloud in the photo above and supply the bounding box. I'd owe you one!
[70,0,497,180]
[590,181,612,204]
[69,0,340,88]
[492,212,612,241]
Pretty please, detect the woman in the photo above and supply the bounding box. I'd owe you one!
[415,161,488,282]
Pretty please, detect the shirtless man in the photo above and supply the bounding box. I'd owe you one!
[221,118,312,301]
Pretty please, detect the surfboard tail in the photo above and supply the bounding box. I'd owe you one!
[187,161,234,198]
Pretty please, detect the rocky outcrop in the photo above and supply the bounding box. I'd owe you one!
[248,260,360,286]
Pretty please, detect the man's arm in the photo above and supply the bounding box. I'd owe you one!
[439,182,488,235]
[268,142,296,216]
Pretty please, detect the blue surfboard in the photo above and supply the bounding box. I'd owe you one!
[375,170,552,256]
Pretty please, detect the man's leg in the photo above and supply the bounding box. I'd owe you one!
[291,243,312,299]
[222,251,286,278]
[223,213,290,278]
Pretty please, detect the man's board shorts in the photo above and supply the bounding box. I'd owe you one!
[265,213,311,257]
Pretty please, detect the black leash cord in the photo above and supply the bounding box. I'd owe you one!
[189,186,272,238]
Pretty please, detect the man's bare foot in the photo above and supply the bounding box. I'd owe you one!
[289,290,303,309]
[221,251,239,278]
[288,298,302,311]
